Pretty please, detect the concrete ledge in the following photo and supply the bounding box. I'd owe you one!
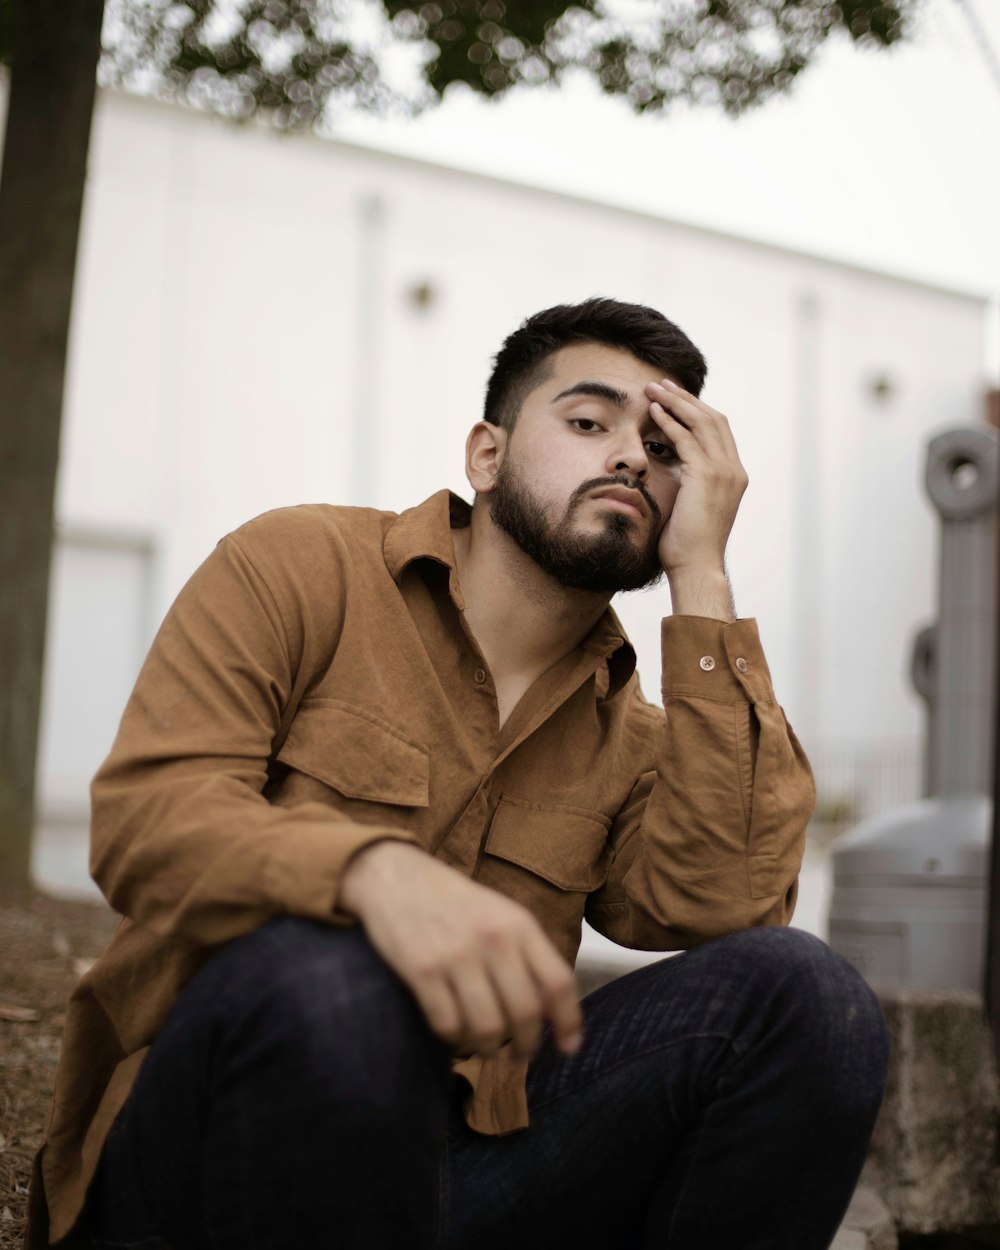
[832,1186,897,1250]
[865,986,1000,1235]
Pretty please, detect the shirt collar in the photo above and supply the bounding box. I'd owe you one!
[383,489,466,581]
[383,490,637,696]
[584,606,637,697]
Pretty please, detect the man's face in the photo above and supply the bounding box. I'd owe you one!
[488,342,684,594]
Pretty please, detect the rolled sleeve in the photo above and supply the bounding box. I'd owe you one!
[587,616,815,950]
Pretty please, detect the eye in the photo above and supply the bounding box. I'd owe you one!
[570,418,603,433]
[645,439,678,462]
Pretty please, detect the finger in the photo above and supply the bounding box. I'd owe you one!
[649,402,704,464]
[522,933,582,1056]
[661,381,742,464]
[447,961,508,1056]
[645,378,724,421]
[485,949,545,1059]
[654,401,749,506]
[409,970,465,1048]
[646,382,732,459]
[646,380,743,465]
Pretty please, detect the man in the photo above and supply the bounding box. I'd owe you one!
[29,298,887,1250]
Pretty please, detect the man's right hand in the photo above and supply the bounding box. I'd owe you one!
[337,840,582,1062]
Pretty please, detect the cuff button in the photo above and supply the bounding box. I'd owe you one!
[735,657,749,673]
[699,656,716,671]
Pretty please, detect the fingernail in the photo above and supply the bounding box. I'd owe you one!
[660,378,678,390]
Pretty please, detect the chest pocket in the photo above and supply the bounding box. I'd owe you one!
[275,697,429,808]
[479,796,612,964]
[483,795,611,890]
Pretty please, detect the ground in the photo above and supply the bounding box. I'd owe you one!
[0,888,118,1250]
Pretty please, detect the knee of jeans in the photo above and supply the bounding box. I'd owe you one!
[197,919,444,1100]
[723,927,889,1101]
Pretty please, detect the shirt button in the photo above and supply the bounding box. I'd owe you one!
[699,656,716,671]
[474,668,487,684]
[735,657,749,673]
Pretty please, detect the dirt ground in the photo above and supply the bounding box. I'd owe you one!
[0,888,118,1250]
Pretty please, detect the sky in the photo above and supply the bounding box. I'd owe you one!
[334,0,1000,378]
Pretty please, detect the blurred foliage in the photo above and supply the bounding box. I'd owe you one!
[813,792,859,826]
[385,0,914,114]
[0,0,919,127]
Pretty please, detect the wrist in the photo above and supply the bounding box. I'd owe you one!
[666,566,735,621]
[338,839,421,918]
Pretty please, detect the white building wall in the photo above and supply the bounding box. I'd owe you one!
[15,87,987,897]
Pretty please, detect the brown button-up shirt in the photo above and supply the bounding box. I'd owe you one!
[30,490,814,1246]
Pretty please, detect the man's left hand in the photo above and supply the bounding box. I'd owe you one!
[646,379,748,585]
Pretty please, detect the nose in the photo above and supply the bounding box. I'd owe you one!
[607,427,648,480]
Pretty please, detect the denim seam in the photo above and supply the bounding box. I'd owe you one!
[661,1035,742,1250]
[661,1099,713,1249]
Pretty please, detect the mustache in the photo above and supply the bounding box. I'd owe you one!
[569,475,662,522]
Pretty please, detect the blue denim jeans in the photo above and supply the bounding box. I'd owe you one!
[87,918,888,1250]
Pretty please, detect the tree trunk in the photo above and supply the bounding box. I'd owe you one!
[0,0,105,888]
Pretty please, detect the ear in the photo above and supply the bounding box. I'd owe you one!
[465,421,508,495]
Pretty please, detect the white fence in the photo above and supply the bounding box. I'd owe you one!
[806,736,923,835]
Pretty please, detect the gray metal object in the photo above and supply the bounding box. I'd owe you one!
[829,797,989,988]
[828,426,998,990]
[924,428,998,796]
[909,623,936,797]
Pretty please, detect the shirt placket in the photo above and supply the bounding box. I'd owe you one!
[432,643,614,878]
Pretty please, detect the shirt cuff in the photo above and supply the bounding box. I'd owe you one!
[661,616,776,704]
[260,822,421,925]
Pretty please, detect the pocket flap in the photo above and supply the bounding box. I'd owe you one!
[277,698,429,807]
[485,796,611,891]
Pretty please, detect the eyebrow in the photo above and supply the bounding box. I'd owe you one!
[551,381,630,408]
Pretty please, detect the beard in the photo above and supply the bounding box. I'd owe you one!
[489,460,664,594]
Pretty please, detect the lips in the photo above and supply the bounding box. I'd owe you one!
[591,488,648,519]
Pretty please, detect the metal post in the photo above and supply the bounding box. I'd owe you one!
[829,425,998,990]
[925,429,998,796]
[986,434,1000,1064]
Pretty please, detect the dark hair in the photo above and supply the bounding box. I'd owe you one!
[483,297,708,429]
